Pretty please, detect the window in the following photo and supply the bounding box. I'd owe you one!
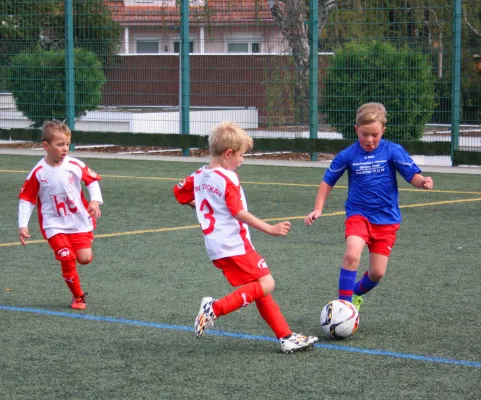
[174,41,194,53]
[227,41,261,54]
[136,39,159,54]
[228,43,248,53]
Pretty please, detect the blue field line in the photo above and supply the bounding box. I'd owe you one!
[1,304,480,368]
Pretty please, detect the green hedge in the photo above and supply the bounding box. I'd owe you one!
[8,47,106,127]
[322,41,437,141]
[1,128,451,156]
[453,151,481,166]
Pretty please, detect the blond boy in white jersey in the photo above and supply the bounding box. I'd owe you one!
[18,120,103,310]
[173,121,317,353]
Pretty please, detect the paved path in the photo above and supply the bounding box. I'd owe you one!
[1,148,481,174]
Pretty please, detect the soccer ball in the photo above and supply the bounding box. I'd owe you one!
[320,299,359,339]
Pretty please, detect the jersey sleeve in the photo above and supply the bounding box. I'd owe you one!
[323,150,349,186]
[18,167,41,204]
[83,166,101,185]
[68,159,101,186]
[86,180,103,204]
[391,144,422,183]
[18,199,35,228]
[173,174,195,204]
[225,180,244,216]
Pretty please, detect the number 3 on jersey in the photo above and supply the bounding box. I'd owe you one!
[200,199,215,235]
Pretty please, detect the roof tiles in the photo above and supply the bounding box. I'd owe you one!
[105,0,274,24]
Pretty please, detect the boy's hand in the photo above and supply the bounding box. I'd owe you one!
[305,209,322,225]
[88,201,101,218]
[270,221,291,236]
[422,177,434,190]
[19,227,30,246]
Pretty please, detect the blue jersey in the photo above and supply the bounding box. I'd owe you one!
[323,140,422,224]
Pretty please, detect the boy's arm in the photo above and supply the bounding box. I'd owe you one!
[18,200,35,245]
[173,175,195,205]
[305,150,347,226]
[18,168,41,245]
[86,181,103,203]
[86,181,103,218]
[410,174,434,190]
[87,201,101,218]
[235,210,291,236]
[305,181,333,225]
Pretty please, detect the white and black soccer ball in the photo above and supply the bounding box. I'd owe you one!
[320,299,359,339]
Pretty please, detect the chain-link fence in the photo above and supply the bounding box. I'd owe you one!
[0,0,480,164]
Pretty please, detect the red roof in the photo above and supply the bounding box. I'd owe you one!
[105,1,275,24]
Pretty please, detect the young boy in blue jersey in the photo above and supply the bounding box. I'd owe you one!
[304,102,434,310]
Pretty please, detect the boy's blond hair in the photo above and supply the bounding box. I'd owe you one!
[356,103,387,127]
[209,121,253,156]
[42,120,72,143]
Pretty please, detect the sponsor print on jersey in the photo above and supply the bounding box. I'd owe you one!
[51,193,79,217]
[177,179,186,189]
[352,159,387,175]
[258,259,268,269]
[68,172,74,185]
[88,168,98,178]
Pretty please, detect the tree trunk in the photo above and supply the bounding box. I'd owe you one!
[268,0,336,123]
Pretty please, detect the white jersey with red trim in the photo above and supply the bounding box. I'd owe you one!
[19,156,102,239]
[173,166,254,260]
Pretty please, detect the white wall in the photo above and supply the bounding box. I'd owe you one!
[0,94,258,135]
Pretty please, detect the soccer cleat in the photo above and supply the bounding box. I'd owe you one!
[71,292,87,310]
[194,297,217,339]
[279,332,318,354]
[352,294,364,311]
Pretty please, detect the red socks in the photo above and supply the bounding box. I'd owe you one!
[213,281,264,316]
[255,294,291,339]
[212,282,292,339]
[61,260,83,297]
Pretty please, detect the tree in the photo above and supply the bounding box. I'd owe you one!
[305,0,481,125]
[267,0,337,123]
[0,0,56,90]
[9,47,106,127]
[46,0,122,65]
[0,0,121,65]
[1,0,120,93]
[322,41,437,141]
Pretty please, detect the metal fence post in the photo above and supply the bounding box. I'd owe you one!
[65,0,75,151]
[451,0,462,162]
[309,0,319,161]
[180,0,190,157]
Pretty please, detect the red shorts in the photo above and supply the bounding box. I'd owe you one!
[345,215,399,256]
[48,232,94,261]
[212,250,271,287]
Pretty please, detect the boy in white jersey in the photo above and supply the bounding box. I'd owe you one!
[18,120,103,310]
[173,121,317,353]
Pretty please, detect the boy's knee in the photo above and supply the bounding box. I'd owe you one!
[259,275,275,295]
[343,252,361,268]
[369,270,385,282]
[76,248,93,265]
[77,255,92,265]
